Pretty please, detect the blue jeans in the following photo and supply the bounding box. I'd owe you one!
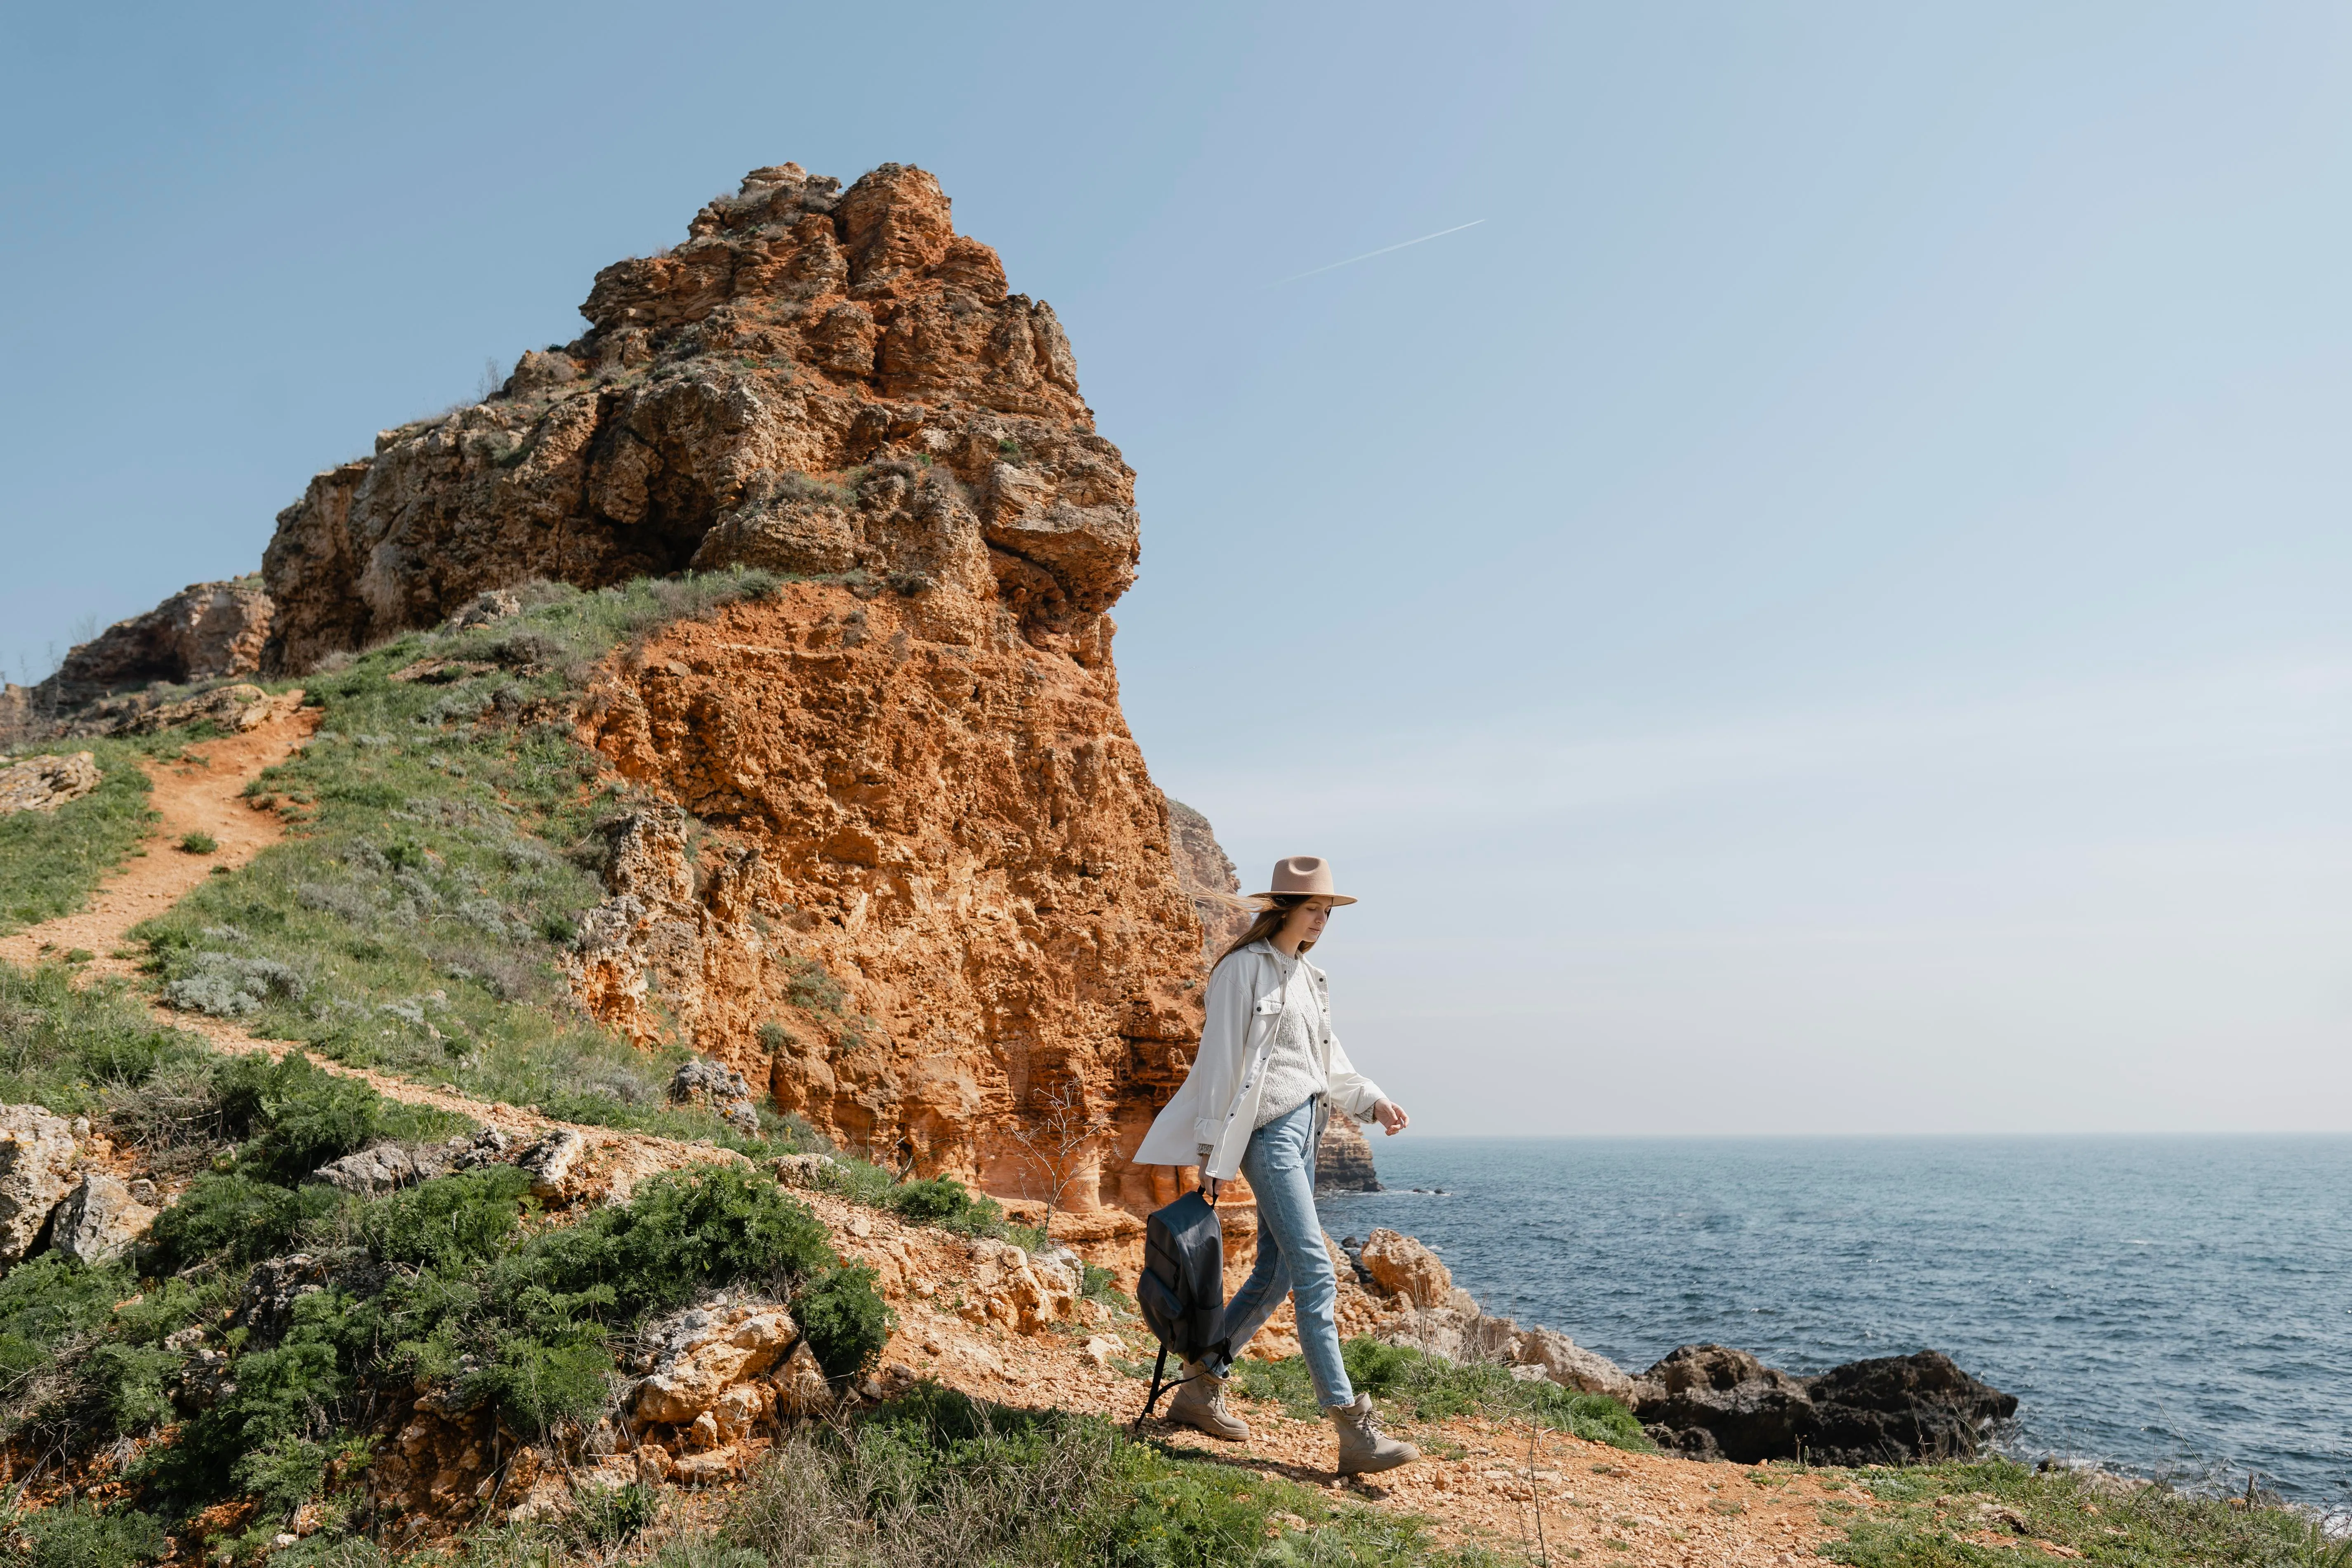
[1215,1097,1355,1408]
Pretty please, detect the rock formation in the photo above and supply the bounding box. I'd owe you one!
[261,161,1124,673]
[0,1103,84,1264]
[238,161,1229,1211]
[1165,797,1251,960]
[50,580,273,702]
[0,752,101,815]
[1631,1343,2019,1465]
[1316,1114,1382,1193]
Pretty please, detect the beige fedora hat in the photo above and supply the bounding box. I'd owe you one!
[1251,855,1357,906]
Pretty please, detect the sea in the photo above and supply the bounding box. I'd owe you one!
[1316,1136,2352,1511]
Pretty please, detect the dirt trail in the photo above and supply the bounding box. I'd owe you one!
[0,700,739,1192]
[0,697,316,976]
[0,703,1866,1563]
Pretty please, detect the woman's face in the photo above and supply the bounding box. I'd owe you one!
[1280,897,1335,948]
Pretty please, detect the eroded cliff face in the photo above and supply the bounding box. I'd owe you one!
[262,161,1132,674]
[251,160,1219,1211]
[574,585,1205,1211]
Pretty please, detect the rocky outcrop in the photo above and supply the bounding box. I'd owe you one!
[0,752,101,815]
[0,1105,83,1265]
[1632,1344,2018,1464]
[671,1056,761,1136]
[261,162,1126,674]
[571,586,1206,1208]
[1165,797,1251,961]
[58,580,272,695]
[1315,1114,1382,1193]
[50,1172,159,1265]
[247,162,1214,1212]
[1336,1228,1634,1401]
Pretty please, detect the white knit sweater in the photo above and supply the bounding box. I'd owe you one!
[1252,951,1328,1128]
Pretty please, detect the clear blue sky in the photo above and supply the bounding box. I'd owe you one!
[4,3,2346,1132]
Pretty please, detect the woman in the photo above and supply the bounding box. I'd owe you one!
[1131,855,1418,1476]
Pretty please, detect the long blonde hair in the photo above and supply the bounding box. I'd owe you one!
[1215,894,1315,967]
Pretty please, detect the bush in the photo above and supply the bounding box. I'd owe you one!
[793,1263,894,1379]
[881,1174,976,1226]
[357,1164,533,1269]
[177,831,218,855]
[209,1049,461,1184]
[531,1165,835,1321]
[140,1172,339,1275]
[570,1481,658,1545]
[8,1500,169,1568]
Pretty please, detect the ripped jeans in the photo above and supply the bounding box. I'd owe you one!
[1213,1096,1355,1408]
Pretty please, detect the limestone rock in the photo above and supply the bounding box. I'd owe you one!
[260,162,1124,674]
[307,1141,441,1196]
[234,1253,335,1335]
[0,1104,81,1265]
[1511,1325,1637,1404]
[50,1172,160,1265]
[46,579,273,706]
[120,683,290,736]
[770,1153,840,1188]
[1358,1228,1460,1310]
[954,1237,1079,1335]
[670,1056,760,1136]
[1314,1115,1381,1194]
[630,1298,800,1430]
[0,752,101,815]
[1164,796,1252,962]
[516,1128,586,1200]
[771,1338,833,1416]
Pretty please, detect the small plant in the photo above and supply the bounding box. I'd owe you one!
[63,948,93,964]
[177,830,219,854]
[1008,1081,1112,1242]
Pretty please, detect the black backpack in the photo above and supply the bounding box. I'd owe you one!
[1132,1188,1229,1428]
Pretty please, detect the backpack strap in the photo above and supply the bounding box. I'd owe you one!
[1133,1343,1175,1434]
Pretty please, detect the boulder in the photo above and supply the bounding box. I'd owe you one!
[50,1172,160,1265]
[1803,1351,2019,1466]
[515,1129,585,1200]
[1357,1228,1469,1312]
[0,1104,82,1264]
[0,752,101,815]
[1631,1343,2017,1465]
[307,1141,436,1196]
[954,1238,1079,1335]
[1512,1325,1638,1404]
[234,1253,336,1335]
[670,1056,761,1136]
[630,1298,800,1431]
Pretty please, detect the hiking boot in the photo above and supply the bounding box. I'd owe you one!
[1328,1393,1419,1476]
[1166,1360,1250,1441]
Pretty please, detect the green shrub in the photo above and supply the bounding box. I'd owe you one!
[176,831,218,855]
[0,743,158,936]
[356,1164,533,1269]
[464,1331,612,1437]
[8,1500,169,1568]
[140,1172,340,1275]
[793,1263,894,1379]
[881,1174,975,1226]
[531,1165,835,1321]
[209,1049,463,1184]
[570,1481,659,1545]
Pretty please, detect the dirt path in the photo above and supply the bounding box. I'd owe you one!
[0,706,1863,1563]
[0,696,316,976]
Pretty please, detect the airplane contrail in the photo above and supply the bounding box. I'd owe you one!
[1270,219,1486,285]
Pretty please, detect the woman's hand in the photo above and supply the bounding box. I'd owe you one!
[1201,1173,1220,1202]
[1373,1099,1409,1136]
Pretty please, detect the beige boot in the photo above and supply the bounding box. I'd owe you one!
[1328,1393,1419,1476]
[1165,1360,1250,1441]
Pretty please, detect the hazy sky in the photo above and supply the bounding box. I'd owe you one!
[4,4,2346,1133]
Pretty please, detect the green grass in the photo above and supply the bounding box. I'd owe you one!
[0,740,160,934]
[1229,1337,1652,1452]
[127,571,830,1150]
[1812,1459,2349,1567]
[0,962,216,1120]
[176,830,218,855]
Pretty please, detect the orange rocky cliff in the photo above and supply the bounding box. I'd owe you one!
[258,162,1217,1213]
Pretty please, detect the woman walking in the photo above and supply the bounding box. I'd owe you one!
[1132,855,1418,1476]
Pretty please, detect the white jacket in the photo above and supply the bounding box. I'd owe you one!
[1132,940,1387,1182]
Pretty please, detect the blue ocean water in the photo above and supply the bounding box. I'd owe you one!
[1317,1136,2352,1509]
